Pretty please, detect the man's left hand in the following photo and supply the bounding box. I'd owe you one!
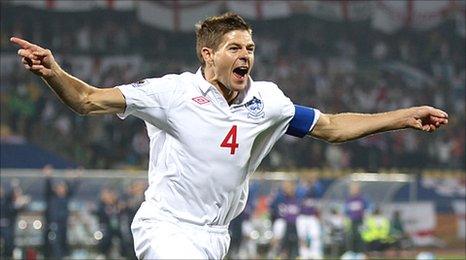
[405,106,449,132]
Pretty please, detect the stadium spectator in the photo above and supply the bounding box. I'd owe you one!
[95,187,125,258]
[120,180,146,260]
[0,179,30,258]
[361,207,392,258]
[323,207,346,258]
[344,182,370,254]
[228,178,261,258]
[296,175,323,259]
[271,180,300,259]
[130,128,149,166]
[42,165,80,258]
[388,210,411,258]
[228,208,248,259]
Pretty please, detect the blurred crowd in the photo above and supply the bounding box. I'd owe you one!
[1,6,464,170]
[0,166,146,259]
[2,168,420,259]
[228,176,413,260]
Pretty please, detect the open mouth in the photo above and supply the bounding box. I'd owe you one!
[233,66,248,79]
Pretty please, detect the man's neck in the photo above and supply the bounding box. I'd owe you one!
[203,67,239,105]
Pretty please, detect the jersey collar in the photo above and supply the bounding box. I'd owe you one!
[195,68,214,95]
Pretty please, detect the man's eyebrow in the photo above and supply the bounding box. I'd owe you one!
[227,42,255,48]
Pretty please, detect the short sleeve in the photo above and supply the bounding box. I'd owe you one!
[285,105,321,138]
[115,77,178,127]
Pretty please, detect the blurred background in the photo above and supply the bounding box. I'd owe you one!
[0,0,464,259]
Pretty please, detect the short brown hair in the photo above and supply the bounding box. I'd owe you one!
[195,12,252,68]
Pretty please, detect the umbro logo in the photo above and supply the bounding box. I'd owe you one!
[192,96,210,105]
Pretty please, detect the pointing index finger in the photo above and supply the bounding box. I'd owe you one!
[10,37,35,49]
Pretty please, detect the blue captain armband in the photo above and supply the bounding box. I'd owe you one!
[286,105,318,138]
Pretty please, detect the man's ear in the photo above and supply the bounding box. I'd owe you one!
[201,47,214,66]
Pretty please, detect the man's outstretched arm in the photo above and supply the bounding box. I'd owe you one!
[310,106,448,143]
[11,37,125,115]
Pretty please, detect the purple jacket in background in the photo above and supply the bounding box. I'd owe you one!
[299,187,320,216]
[278,195,300,223]
[344,195,368,222]
[300,197,318,216]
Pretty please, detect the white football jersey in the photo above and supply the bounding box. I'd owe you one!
[116,69,319,226]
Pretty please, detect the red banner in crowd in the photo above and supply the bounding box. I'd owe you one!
[8,0,465,34]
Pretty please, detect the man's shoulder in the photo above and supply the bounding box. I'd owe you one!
[251,80,279,90]
[250,80,288,99]
[160,71,196,81]
[144,71,195,84]
[133,71,196,93]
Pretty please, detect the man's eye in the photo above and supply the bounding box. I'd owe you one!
[230,47,238,51]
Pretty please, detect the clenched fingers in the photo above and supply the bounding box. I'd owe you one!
[429,115,448,125]
[32,48,52,58]
[22,57,41,66]
[22,63,47,73]
[417,121,437,132]
[30,64,46,70]
[17,49,37,60]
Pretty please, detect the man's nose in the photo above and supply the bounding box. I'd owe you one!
[239,49,250,62]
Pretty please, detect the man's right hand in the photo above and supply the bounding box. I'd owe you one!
[11,37,59,78]
[10,37,127,115]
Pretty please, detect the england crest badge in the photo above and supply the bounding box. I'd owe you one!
[245,96,265,119]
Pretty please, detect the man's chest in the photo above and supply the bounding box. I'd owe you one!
[166,89,289,163]
[170,94,271,157]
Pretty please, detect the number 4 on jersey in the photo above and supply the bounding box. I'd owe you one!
[220,125,239,155]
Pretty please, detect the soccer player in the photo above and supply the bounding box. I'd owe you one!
[11,12,448,259]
